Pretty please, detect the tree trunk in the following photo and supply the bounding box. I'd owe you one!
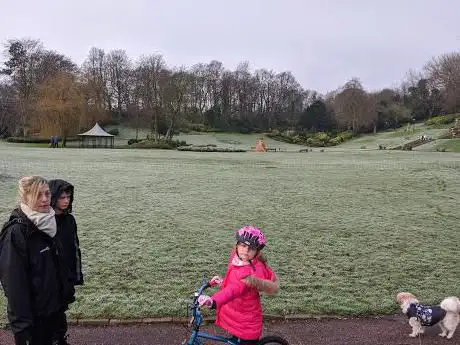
[135,112,139,141]
[154,111,159,143]
[165,118,175,141]
[150,111,155,140]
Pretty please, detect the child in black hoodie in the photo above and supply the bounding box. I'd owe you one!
[48,179,84,345]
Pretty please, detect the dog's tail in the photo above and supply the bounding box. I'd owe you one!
[440,296,460,314]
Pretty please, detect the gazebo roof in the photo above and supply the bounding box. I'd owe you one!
[78,123,114,137]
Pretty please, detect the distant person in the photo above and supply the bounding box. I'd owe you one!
[0,176,73,345]
[255,138,267,152]
[49,179,84,345]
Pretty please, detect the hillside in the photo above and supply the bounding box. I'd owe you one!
[338,123,448,149]
[106,125,306,151]
[105,121,460,153]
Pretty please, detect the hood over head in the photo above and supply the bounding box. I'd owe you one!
[48,179,74,213]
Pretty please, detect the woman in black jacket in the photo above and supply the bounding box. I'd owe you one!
[0,176,73,345]
[48,179,83,345]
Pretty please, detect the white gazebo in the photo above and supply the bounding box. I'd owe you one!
[77,123,115,148]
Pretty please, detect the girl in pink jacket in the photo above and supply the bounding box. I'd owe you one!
[199,226,278,344]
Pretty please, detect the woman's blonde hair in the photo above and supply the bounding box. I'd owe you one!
[18,176,48,206]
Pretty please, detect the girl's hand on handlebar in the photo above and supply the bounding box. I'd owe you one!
[209,275,223,287]
[198,295,214,308]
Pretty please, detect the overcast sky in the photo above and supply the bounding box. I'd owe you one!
[1,0,459,93]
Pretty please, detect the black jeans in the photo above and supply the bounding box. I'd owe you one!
[54,308,68,342]
[14,312,61,345]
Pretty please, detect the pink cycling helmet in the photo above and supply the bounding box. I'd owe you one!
[236,225,266,250]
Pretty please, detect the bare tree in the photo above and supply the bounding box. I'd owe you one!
[126,67,143,140]
[161,68,190,140]
[333,78,375,133]
[81,47,110,123]
[425,52,460,112]
[190,63,208,122]
[107,49,132,122]
[35,50,78,84]
[206,60,223,110]
[254,69,276,128]
[0,82,18,136]
[136,54,166,142]
[1,38,43,135]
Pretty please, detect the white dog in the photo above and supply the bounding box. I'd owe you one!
[396,292,460,339]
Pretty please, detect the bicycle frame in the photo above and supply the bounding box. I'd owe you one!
[186,281,240,345]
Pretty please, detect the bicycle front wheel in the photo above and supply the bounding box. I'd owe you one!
[258,335,290,345]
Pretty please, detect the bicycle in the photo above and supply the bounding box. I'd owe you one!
[184,279,290,345]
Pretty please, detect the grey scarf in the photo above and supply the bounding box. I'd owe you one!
[20,203,57,238]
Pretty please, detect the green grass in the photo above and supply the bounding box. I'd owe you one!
[439,139,460,152]
[413,139,460,153]
[432,139,460,153]
[0,142,459,320]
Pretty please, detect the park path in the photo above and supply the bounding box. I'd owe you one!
[1,314,457,345]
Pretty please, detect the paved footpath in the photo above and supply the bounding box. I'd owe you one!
[0,315,457,345]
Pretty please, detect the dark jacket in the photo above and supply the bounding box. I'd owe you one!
[0,208,74,335]
[48,179,84,288]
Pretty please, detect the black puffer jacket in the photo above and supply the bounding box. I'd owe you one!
[48,179,84,287]
[0,208,74,335]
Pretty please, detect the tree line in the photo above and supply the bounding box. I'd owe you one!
[1,38,460,142]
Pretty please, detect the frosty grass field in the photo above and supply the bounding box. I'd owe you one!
[0,138,459,321]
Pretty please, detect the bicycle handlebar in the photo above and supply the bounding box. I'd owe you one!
[193,281,211,303]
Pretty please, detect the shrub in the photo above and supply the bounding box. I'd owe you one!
[283,129,297,137]
[130,141,174,149]
[107,128,119,136]
[314,132,330,142]
[177,145,246,152]
[268,130,354,147]
[182,123,224,133]
[6,137,78,144]
[329,137,342,146]
[6,137,51,143]
[425,115,456,126]
[306,138,324,147]
[129,139,187,149]
[190,124,206,132]
[128,138,142,145]
[267,133,295,144]
[174,140,187,147]
[192,144,217,148]
[340,131,354,141]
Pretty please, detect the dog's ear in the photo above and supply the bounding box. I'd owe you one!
[396,292,412,304]
[396,292,405,304]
